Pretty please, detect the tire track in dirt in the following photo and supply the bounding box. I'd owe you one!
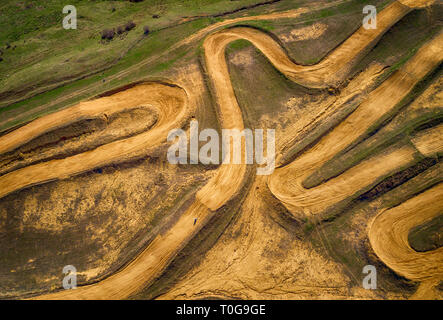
[0,0,436,299]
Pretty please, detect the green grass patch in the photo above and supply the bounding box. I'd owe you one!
[408,215,443,252]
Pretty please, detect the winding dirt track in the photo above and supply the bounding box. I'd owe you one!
[369,182,443,296]
[0,84,191,199]
[0,1,439,299]
[268,32,443,218]
[0,1,416,202]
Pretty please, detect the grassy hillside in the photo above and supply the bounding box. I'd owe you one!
[0,0,397,133]
[0,0,277,109]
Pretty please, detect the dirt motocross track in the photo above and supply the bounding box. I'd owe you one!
[0,0,441,299]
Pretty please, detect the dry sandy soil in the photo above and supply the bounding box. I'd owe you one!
[0,0,441,299]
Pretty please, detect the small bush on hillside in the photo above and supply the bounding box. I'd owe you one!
[116,25,125,35]
[101,29,115,40]
[125,21,136,31]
